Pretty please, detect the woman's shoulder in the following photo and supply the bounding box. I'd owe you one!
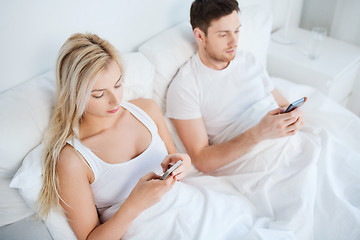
[128,98,162,122]
[57,144,88,174]
[129,98,157,109]
[56,143,94,192]
[129,98,161,116]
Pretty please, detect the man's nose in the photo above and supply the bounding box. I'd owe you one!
[228,33,237,47]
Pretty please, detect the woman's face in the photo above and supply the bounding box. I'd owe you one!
[85,60,124,119]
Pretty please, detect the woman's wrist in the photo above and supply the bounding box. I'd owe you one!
[119,198,142,220]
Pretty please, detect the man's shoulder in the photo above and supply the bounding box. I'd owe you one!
[171,54,198,85]
[177,54,198,76]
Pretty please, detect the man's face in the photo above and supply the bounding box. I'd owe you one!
[203,10,241,64]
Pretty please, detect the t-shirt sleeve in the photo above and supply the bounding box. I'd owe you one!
[166,70,202,120]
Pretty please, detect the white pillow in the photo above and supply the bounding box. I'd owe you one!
[122,52,155,100]
[0,70,55,227]
[139,22,197,85]
[4,52,154,230]
[238,5,273,65]
[0,71,55,179]
[9,143,77,239]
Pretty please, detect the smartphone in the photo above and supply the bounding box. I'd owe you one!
[160,160,183,180]
[284,97,307,113]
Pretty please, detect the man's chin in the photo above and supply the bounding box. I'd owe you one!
[229,53,236,61]
[224,52,236,62]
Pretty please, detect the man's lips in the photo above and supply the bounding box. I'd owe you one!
[107,106,120,113]
[226,48,236,53]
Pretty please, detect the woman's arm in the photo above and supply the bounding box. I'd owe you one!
[131,98,176,154]
[57,145,175,240]
[131,98,191,179]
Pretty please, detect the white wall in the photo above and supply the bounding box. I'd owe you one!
[300,0,337,33]
[0,0,193,93]
[0,0,304,94]
[331,0,360,47]
[300,0,360,47]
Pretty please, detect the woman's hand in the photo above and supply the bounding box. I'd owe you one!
[124,172,175,217]
[161,153,191,181]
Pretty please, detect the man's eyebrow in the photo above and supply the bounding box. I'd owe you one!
[216,24,242,33]
[91,75,122,92]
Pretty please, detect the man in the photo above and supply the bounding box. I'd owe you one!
[166,1,360,239]
[166,0,304,173]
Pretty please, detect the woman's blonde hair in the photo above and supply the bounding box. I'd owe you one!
[38,33,123,218]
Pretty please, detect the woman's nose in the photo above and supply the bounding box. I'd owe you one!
[109,91,120,106]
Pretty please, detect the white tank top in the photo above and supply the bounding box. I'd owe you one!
[67,101,168,217]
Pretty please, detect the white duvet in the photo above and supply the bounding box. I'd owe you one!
[103,175,299,240]
[102,78,360,240]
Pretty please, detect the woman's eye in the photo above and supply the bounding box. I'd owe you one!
[92,94,104,99]
[115,83,122,88]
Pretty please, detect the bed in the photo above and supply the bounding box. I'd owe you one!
[1,0,360,239]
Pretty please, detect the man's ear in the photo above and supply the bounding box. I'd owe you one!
[194,27,206,44]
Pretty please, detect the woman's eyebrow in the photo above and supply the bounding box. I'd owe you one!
[91,88,105,92]
[115,75,123,85]
[91,75,123,92]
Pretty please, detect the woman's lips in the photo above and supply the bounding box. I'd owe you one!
[107,106,120,113]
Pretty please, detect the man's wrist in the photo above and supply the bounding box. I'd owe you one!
[246,125,263,145]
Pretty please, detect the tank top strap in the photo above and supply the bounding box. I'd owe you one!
[66,138,101,180]
[120,101,158,134]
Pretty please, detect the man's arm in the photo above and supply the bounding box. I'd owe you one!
[272,88,289,108]
[171,118,259,173]
[171,108,303,173]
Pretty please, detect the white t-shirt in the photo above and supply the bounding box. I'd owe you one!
[166,51,275,143]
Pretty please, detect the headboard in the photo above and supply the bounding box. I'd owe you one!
[0,0,303,93]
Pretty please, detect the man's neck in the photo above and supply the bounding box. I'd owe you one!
[198,49,230,70]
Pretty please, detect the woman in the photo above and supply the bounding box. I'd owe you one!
[38,33,191,240]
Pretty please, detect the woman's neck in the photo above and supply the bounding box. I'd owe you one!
[79,108,125,140]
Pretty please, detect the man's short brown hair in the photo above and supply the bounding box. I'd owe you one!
[190,0,240,35]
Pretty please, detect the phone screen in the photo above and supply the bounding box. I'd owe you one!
[160,160,182,180]
[284,97,307,113]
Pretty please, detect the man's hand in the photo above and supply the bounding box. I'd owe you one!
[253,107,304,141]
